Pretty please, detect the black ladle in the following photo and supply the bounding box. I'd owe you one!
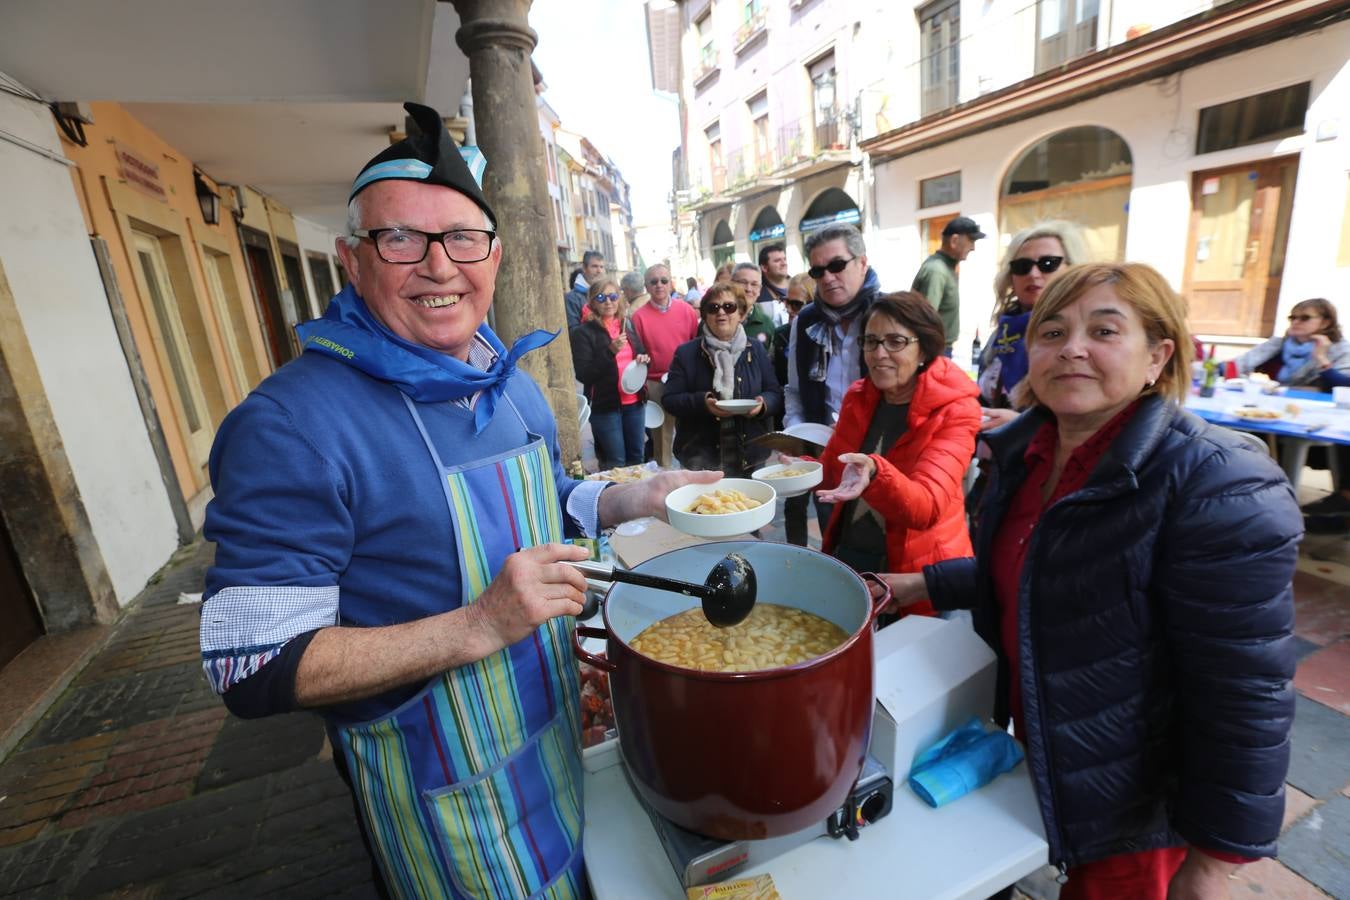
[572,552,757,628]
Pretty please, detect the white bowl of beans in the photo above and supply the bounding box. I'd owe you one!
[665,478,776,538]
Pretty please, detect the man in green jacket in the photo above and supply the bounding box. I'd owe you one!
[731,262,777,354]
[912,215,985,356]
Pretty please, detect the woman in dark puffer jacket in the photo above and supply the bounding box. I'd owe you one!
[877,263,1301,899]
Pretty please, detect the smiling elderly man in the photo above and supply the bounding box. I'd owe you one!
[199,103,715,899]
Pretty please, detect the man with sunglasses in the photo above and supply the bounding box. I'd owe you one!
[912,215,985,356]
[200,103,717,896]
[784,224,885,537]
[632,263,700,465]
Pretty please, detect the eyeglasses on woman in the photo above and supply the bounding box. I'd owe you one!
[702,302,739,315]
[859,334,917,353]
[1008,255,1064,276]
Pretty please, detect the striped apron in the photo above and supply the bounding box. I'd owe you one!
[336,395,584,899]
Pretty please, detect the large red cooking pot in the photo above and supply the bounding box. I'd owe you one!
[573,540,888,841]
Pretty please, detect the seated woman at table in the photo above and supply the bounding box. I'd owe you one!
[978,220,1089,431]
[662,282,782,475]
[813,292,980,615]
[874,263,1300,899]
[570,279,650,469]
[1230,297,1349,386]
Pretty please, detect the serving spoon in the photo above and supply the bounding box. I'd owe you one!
[571,552,756,628]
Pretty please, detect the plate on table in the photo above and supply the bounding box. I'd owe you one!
[714,398,760,415]
[620,360,648,394]
[1231,406,1289,422]
[665,478,776,538]
[751,461,823,497]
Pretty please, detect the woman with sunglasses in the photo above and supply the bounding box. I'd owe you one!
[570,279,650,470]
[1230,298,1349,386]
[662,283,782,475]
[979,222,1090,431]
[813,292,981,611]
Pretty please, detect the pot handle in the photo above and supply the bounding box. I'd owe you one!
[859,573,892,623]
[572,624,617,672]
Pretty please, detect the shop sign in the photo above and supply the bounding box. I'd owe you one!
[114,142,168,202]
[749,223,785,242]
[799,208,860,233]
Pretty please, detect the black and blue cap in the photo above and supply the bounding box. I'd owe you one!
[349,102,494,228]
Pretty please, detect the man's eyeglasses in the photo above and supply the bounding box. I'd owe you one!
[594,293,620,303]
[785,300,805,311]
[1008,255,1064,277]
[351,227,494,265]
[702,302,739,315]
[859,334,917,353]
[807,257,855,280]
[647,276,670,286]
[1288,313,1320,322]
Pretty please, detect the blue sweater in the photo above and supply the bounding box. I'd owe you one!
[202,352,583,724]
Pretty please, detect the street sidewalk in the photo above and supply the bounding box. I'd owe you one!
[0,527,1346,897]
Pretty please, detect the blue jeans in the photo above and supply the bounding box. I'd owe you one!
[591,402,646,469]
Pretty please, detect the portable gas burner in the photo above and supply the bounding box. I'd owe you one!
[621,747,894,889]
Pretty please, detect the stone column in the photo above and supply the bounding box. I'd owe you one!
[452,0,580,466]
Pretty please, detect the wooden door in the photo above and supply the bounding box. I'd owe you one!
[921,212,959,258]
[1183,156,1299,336]
[0,504,43,670]
[243,235,295,367]
[133,232,214,469]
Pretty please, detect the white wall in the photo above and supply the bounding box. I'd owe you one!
[870,21,1350,354]
[0,88,179,604]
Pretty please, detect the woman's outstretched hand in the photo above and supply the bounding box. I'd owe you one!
[815,452,874,503]
[866,572,928,614]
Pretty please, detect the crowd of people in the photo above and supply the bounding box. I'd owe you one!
[565,214,1345,897]
[196,100,1343,900]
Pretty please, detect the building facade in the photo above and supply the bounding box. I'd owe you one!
[663,0,1350,364]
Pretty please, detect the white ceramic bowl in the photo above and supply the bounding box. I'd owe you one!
[644,400,665,429]
[665,478,776,538]
[714,398,760,415]
[621,360,648,394]
[751,460,823,497]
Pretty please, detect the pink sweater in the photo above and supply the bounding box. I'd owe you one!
[631,301,699,378]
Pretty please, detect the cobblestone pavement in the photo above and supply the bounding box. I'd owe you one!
[0,527,1345,898]
[0,541,375,898]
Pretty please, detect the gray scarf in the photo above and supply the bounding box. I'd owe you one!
[703,326,748,400]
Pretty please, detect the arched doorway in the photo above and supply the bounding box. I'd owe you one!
[711,219,735,269]
[748,205,785,263]
[1000,126,1132,262]
[798,188,860,250]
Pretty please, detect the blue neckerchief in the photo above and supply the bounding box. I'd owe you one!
[1277,335,1313,383]
[295,284,557,433]
[992,310,1032,397]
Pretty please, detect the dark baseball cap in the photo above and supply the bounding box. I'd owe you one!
[942,216,986,239]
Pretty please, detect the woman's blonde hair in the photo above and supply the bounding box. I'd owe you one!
[991,220,1092,323]
[586,279,626,321]
[1014,262,1194,408]
[787,272,816,302]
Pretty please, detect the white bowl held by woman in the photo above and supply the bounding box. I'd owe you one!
[751,460,823,497]
[665,478,776,538]
[620,359,648,394]
[713,398,759,415]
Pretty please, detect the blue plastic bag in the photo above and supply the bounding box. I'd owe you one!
[907,716,1024,808]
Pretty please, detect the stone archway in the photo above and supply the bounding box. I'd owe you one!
[798,187,860,252]
[748,205,785,263]
[711,219,735,268]
[1000,126,1132,262]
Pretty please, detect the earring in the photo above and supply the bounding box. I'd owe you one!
[1146,378,1156,388]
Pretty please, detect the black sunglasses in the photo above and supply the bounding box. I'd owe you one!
[593,292,620,302]
[647,276,670,286]
[1288,313,1320,322]
[702,302,739,315]
[785,300,805,310]
[1008,255,1064,276]
[807,256,855,280]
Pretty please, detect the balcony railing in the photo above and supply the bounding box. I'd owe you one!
[814,113,844,151]
[776,120,807,166]
[734,7,768,53]
[693,44,720,85]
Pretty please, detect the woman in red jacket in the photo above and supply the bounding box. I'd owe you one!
[815,291,981,616]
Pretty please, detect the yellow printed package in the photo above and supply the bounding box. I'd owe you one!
[686,874,781,900]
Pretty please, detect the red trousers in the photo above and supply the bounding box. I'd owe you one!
[1059,847,1188,900]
